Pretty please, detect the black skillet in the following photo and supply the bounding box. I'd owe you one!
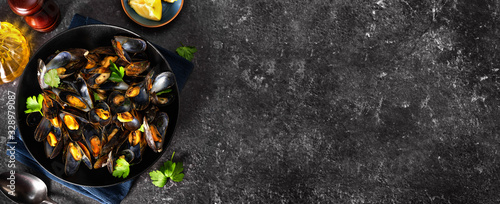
[15,24,179,187]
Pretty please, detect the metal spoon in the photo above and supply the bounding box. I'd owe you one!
[0,171,57,204]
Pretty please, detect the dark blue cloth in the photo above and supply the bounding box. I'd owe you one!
[8,14,193,204]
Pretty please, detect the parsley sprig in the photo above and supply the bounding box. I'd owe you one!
[139,124,145,132]
[149,152,184,187]
[93,92,101,101]
[176,42,197,62]
[25,94,44,116]
[112,156,130,178]
[44,69,60,88]
[109,60,125,82]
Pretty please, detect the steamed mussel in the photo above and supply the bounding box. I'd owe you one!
[29,36,176,176]
[88,101,112,126]
[64,141,92,176]
[150,71,176,106]
[143,112,169,153]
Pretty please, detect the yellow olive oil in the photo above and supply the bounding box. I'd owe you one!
[0,22,30,84]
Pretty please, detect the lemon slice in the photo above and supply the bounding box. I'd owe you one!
[129,0,162,21]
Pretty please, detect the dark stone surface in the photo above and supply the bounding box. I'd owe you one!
[2,0,500,203]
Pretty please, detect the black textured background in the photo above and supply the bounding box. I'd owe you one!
[2,0,500,203]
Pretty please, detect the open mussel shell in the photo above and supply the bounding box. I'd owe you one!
[58,48,89,79]
[151,91,175,107]
[34,118,51,142]
[64,141,92,176]
[108,90,132,113]
[152,112,169,140]
[44,141,63,160]
[54,90,92,112]
[143,118,161,153]
[117,149,135,163]
[125,129,146,164]
[64,148,80,176]
[125,61,150,76]
[150,72,175,94]
[75,74,94,110]
[143,112,169,153]
[114,36,147,53]
[44,132,64,159]
[45,51,71,70]
[119,110,143,131]
[82,123,103,159]
[148,71,176,107]
[84,52,100,70]
[34,117,62,142]
[126,82,150,111]
[112,39,131,63]
[37,59,49,90]
[41,92,61,119]
[88,101,112,126]
[43,49,88,80]
[78,140,93,168]
[40,51,71,83]
[48,116,63,143]
[106,149,135,174]
[59,110,88,141]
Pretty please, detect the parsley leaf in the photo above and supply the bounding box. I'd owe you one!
[109,60,125,82]
[93,92,101,101]
[176,43,197,61]
[44,69,60,88]
[162,160,175,177]
[138,124,145,132]
[112,156,130,178]
[149,170,167,187]
[149,152,184,187]
[156,89,172,95]
[171,161,184,182]
[25,94,44,116]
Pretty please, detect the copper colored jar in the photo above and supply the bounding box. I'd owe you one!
[8,0,60,32]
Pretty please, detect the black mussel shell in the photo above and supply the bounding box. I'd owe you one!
[88,101,112,126]
[150,72,175,94]
[41,92,61,119]
[126,83,150,111]
[59,110,88,141]
[122,110,143,131]
[83,123,103,159]
[107,91,132,114]
[114,36,147,53]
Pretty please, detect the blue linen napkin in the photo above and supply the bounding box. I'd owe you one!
[7,14,193,204]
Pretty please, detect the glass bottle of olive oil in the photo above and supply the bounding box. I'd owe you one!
[0,22,30,84]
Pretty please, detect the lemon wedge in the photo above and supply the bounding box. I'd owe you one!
[129,0,162,21]
[163,0,177,3]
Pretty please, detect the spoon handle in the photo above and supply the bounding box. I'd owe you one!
[41,198,58,204]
